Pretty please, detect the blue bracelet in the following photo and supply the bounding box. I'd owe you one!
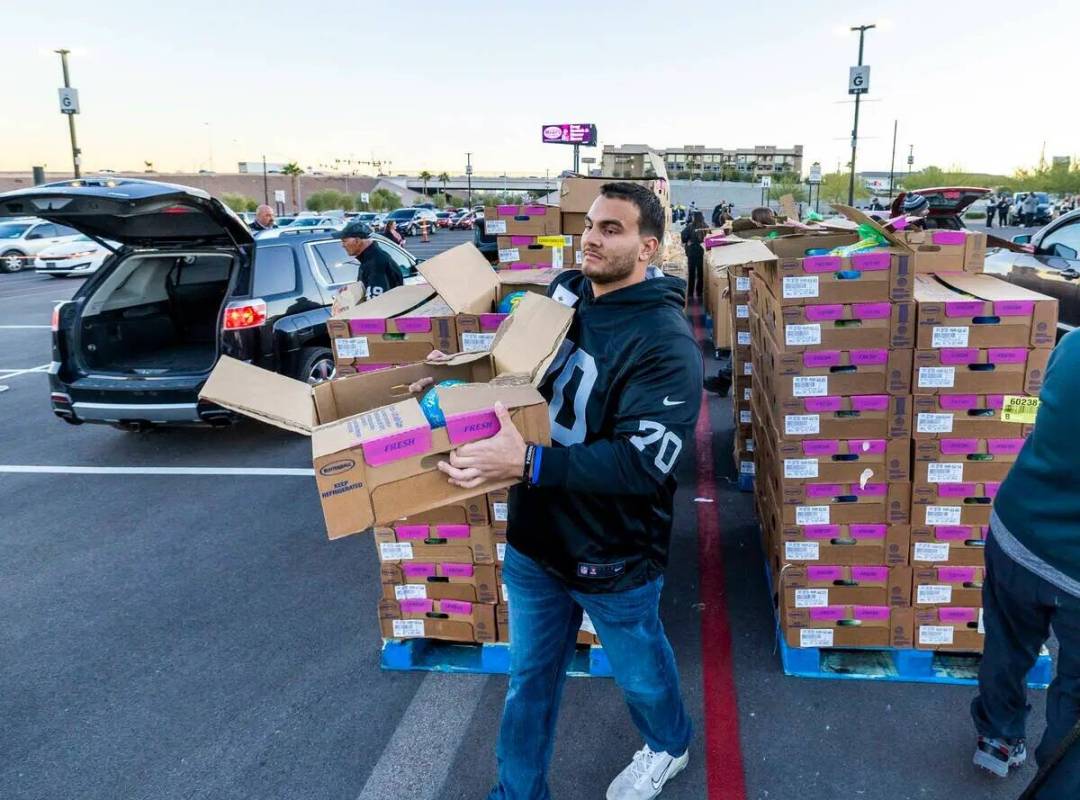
[530,446,543,485]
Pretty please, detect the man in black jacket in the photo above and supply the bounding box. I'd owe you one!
[437,182,703,800]
[334,220,404,300]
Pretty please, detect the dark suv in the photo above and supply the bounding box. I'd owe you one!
[0,178,418,429]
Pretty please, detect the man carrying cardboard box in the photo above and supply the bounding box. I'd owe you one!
[425,182,703,800]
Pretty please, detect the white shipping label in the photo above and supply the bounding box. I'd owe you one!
[917,413,954,434]
[461,332,496,353]
[498,247,521,262]
[740,410,752,424]
[551,247,564,269]
[736,304,749,319]
[485,219,507,234]
[552,284,579,308]
[785,324,822,346]
[800,628,834,647]
[737,331,751,346]
[579,612,597,635]
[784,458,820,479]
[562,235,573,247]
[496,542,507,562]
[927,462,964,484]
[394,584,428,600]
[785,414,821,435]
[735,276,752,293]
[926,505,963,526]
[793,376,829,397]
[575,250,584,265]
[913,542,951,562]
[746,439,756,453]
[918,367,956,389]
[501,583,509,602]
[785,541,820,561]
[336,337,370,358]
[379,542,414,561]
[932,326,970,348]
[392,619,426,638]
[783,276,820,299]
[796,505,830,525]
[743,363,753,376]
[493,502,508,522]
[739,460,756,476]
[743,388,752,402]
[795,589,830,608]
[978,608,985,635]
[917,584,954,604]
[919,625,955,645]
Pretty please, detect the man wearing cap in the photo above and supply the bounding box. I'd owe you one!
[902,193,931,228]
[335,220,404,300]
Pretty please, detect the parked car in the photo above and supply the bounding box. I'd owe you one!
[435,211,453,228]
[352,212,379,227]
[889,187,989,230]
[274,215,297,228]
[473,216,498,263]
[452,210,478,230]
[0,217,84,273]
[1007,192,1054,226]
[34,234,119,278]
[0,178,419,429]
[384,207,438,236]
[984,208,1080,338]
[284,215,345,231]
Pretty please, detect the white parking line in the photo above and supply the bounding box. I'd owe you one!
[0,325,51,329]
[0,364,50,378]
[0,465,315,476]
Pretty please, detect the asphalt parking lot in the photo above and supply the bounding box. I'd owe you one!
[0,231,1050,800]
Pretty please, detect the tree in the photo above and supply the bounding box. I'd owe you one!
[221,192,257,213]
[306,189,354,212]
[819,171,869,205]
[419,170,433,197]
[368,188,403,211]
[438,172,450,197]
[281,162,304,212]
[143,160,155,173]
[768,178,807,203]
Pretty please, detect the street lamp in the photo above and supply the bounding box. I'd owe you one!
[465,152,473,208]
[54,49,81,178]
[847,24,875,206]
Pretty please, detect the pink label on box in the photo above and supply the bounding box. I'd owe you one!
[349,318,387,335]
[801,525,840,539]
[496,205,518,215]
[400,598,434,614]
[480,312,507,330]
[940,348,979,365]
[939,607,978,623]
[433,524,470,539]
[931,230,966,246]
[994,300,1035,316]
[523,205,547,215]
[508,235,533,245]
[511,262,548,270]
[851,395,890,411]
[935,526,977,540]
[805,304,844,321]
[403,563,437,578]
[809,607,846,621]
[986,482,1001,497]
[851,566,888,582]
[939,566,977,583]
[394,525,430,540]
[442,563,475,577]
[804,351,841,368]
[854,605,891,621]
[852,302,892,319]
[802,255,842,273]
[848,439,887,454]
[853,483,888,497]
[849,252,891,271]
[850,524,887,539]
[940,439,979,455]
[851,349,888,365]
[361,426,433,467]
[804,396,842,412]
[803,440,840,456]
[987,439,1025,455]
[353,363,391,374]
[938,483,976,498]
[394,317,432,334]
[439,599,473,615]
[445,409,501,446]
[703,234,727,249]
[939,395,979,410]
[989,348,1027,364]
[986,395,1005,409]
[806,566,844,581]
[945,301,985,318]
[806,484,843,498]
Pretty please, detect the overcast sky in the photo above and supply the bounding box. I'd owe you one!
[3,0,1076,178]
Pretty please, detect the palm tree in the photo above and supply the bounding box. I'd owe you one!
[419,170,433,198]
[438,171,450,199]
[282,162,304,212]
[143,160,155,173]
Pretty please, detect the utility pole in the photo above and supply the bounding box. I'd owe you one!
[847,24,875,206]
[465,152,473,208]
[887,119,898,203]
[54,49,81,178]
[262,154,269,205]
[907,144,914,175]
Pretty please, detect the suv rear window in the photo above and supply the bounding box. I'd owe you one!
[253,246,298,295]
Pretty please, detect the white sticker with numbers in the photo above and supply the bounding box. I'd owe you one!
[927,463,964,483]
[978,608,985,635]
[496,542,506,562]
[800,628,834,647]
[392,619,426,638]
[913,542,950,562]
[796,505,830,525]
[919,625,955,645]
[784,458,819,479]
[785,324,822,346]
[736,276,751,292]
[917,413,954,433]
[783,276,820,299]
[793,376,829,397]
[785,414,821,435]
[485,219,507,234]
[394,584,428,600]
[501,583,509,602]
[492,502,508,522]
[461,332,496,352]
[925,505,963,526]
[795,589,830,608]
[740,410,752,425]
[743,388,752,401]
[785,541,820,561]
[498,247,521,263]
[551,247,564,269]
[379,542,414,560]
[739,460,756,476]
[917,584,953,604]
[743,363,753,376]
[919,367,956,388]
[336,337,370,358]
[932,327,970,348]
[736,304,749,319]
[737,331,751,346]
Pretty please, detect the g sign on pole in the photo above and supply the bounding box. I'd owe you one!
[848,65,870,95]
[57,87,80,114]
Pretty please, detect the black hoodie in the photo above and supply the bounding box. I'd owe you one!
[507,269,703,592]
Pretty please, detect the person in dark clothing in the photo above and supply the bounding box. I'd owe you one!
[384,219,406,247]
[970,329,1080,798]
[681,210,706,300]
[249,204,275,233]
[711,203,724,227]
[999,195,1012,227]
[986,194,997,228]
[333,220,403,300]
[432,182,702,800]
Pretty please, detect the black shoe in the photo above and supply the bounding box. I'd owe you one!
[703,375,731,396]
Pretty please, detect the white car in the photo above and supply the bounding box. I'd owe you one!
[34,234,118,278]
[0,218,84,273]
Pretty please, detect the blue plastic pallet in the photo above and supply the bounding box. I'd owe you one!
[380,639,612,678]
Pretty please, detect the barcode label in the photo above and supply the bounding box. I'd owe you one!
[392,619,426,638]
[795,589,830,608]
[737,331,751,346]
[925,505,963,526]
[932,327,970,348]
[740,410,752,424]
[335,337,370,358]
[918,367,956,388]
[394,584,428,600]
[918,625,955,645]
[917,413,954,433]
[783,276,819,299]
[793,376,829,397]
[379,542,414,560]
[927,463,964,483]
[784,458,819,479]
[492,502,508,522]
[736,276,751,292]
[496,542,506,561]
[485,219,507,234]
[462,332,496,352]
[736,304,749,319]
[795,505,830,525]
[800,628,834,647]
[917,584,953,604]
[785,414,820,435]
[785,541,820,561]
[913,542,950,562]
[498,247,521,263]
[785,324,822,346]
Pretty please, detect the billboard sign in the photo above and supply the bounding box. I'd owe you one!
[541,124,597,146]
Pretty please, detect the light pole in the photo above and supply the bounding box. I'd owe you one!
[907,144,914,175]
[847,24,875,206]
[465,152,473,208]
[887,119,898,203]
[262,154,269,204]
[54,49,81,178]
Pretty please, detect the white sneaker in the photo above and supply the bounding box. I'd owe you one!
[606,744,689,800]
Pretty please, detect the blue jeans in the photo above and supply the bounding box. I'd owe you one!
[487,544,692,800]
[972,531,1080,799]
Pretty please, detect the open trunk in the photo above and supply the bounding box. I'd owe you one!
[77,251,236,375]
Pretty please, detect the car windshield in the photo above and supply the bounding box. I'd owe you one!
[388,209,417,220]
[0,223,31,239]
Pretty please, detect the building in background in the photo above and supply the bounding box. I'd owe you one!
[602,144,803,180]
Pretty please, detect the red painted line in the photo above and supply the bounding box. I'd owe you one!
[692,308,748,800]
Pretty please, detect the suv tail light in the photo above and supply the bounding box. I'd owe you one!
[223,299,267,330]
[51,301,69,332]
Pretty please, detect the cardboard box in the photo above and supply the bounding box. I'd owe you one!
[912,481,997,528]
[913,347,1049,396]
[488,489,509,531]
[379,597,496,643]
[913,565,985,607]
[910,525,988,566]
[199,293,572,538]
[779,563,913,608]
[497,235,580,270]
[783,605,914,649]
[484,204,560,237]
[374,524,499,564]
[914,606,983,651]
[770,521,912,568]
[914,272,1057,349]
[734,374,754,405]
[769,435,910,484]
[397,494,490,527]
[452,268,565,352]
[753,382,913,442]
[760,467,911,525]
[913,437,1025,484]
[898,227,988,273]
[558,176,670,214]
[380,562,499,604]
[912,394,1034,439]
[328,285,459,367]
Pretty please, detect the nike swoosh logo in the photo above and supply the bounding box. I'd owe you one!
[662,397,685,406]
[651,759,672,790]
